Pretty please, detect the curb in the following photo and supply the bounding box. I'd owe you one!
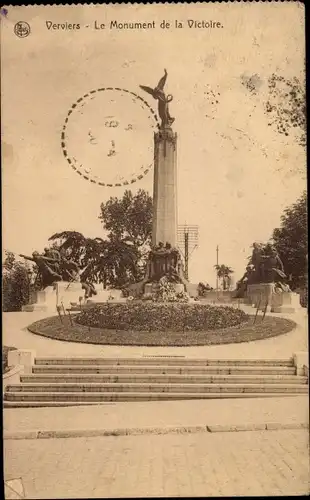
[4,422,308,440]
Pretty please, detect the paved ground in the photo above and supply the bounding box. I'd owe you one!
[4,429,309,498]
[3,306,309,498]
[4,396,309,437]
[2,305,308,358]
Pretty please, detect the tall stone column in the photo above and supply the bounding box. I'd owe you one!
[152,127,178,247]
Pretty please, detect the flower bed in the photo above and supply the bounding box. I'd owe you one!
[27,314,296,346]
[76,302,247,332]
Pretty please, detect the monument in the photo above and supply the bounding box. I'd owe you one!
[139,70,191,297]
[21,70,196,310]
[140,69,177,248]
[20,250,90,312]
[240,242,301,313]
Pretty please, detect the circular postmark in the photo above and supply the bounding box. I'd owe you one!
[14,21,31,38]
[62,87,159,187]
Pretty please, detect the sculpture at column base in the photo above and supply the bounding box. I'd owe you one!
[236,242,298,312]
[141,242,189,299]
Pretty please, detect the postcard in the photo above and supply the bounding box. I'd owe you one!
[2,2,308,499]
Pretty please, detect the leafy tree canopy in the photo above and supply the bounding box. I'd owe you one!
[49,190,153,288]
[99,189,153,248]
[271,190,307,289]
[214,264,234,278]
[2,251,33,311]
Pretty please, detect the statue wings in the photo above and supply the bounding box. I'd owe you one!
[139,70,168,98]
[139,85,156,99]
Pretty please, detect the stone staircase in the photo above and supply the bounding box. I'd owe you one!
[4,356,308,407]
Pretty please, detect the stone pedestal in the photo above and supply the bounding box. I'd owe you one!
[293,351,308,376]
[8,349,35,374]
[86,288,124,305]
[109,289,123,300]
[22,286,56,312]
[247,283,274,311]
[186,283,198,298]
[56,281,84,309]
[152,128,178,247]
[87,289,111,304]
[271,291,301,313]
[247,283,300,314]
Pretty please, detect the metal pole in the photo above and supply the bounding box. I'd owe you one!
[185,231,189,280]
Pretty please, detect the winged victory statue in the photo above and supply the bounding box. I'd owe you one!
[140,69,175,129]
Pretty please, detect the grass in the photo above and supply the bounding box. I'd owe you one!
[27,314,296,347]
[2,345,17,374]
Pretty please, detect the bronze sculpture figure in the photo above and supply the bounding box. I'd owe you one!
[140,69,175,128]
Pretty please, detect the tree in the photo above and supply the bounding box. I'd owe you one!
[271,191,307,290]
[48,190,153,288]
[2,252,34,311]
[48,232,109,285]
[48,231,143,288]
[214,264,234,291]
[99,189,153,249]
[99,189,153,284]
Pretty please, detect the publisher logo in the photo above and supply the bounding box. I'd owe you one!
[14,21,31,38]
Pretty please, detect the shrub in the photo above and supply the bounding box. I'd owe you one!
[2,254,33,312]
[299,286,308,308]
[76,302,247,332]
[2,346,17,373]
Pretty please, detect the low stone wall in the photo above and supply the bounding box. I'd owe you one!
[3,365,24,392]
[271,291,301,313]
[246,283,300,313]
[293,352,308,376]
[247,283,274,310]
[186,283,198,298]
[201,290,235,303]
[7,349,35,374]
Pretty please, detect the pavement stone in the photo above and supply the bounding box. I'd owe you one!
[3,305,309,498]
[4,430,309,498]
[4,395,309,438]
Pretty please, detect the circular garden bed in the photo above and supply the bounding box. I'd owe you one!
[77,303,247,331]
[27,303,296,347]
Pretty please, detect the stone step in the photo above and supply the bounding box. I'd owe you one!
[4,391,304,404]
[6,383,308,394]
[31,365,297,376]
[20,373,308,385]
[34,357,294,367]
[3,401,119,408]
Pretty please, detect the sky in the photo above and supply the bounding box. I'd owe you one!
[1,3,306,286]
